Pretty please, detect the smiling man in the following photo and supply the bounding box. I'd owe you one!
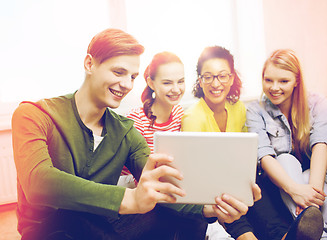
[12,28,260,240]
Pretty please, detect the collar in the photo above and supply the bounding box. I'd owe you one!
[263,95,283,119]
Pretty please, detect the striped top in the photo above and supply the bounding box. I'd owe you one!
[126,104,184,153]
[121,105,184,177]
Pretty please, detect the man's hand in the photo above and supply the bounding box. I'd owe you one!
[119,153,186,214]
[203,183,261,223]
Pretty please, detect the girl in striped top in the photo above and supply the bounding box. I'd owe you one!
[120,51,185,184]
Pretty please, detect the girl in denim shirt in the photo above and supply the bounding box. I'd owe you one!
[247,49,327,239]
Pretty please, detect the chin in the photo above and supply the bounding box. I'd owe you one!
[106,100,121,109]
[267,96,282,105]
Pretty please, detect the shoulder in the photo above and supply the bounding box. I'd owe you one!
[308,92,327,109]
[184,99,206,116]
[172,104,184,117]
[12,94,74,120]
[182,99,208,131]
[228,100,246,110]
[126,106,144,116]
[12,101,48,121]
[246,99,265,112]
[225,100,246,116]
[11,98,60,133]
[108,108,134,125]
[126,107,145,119]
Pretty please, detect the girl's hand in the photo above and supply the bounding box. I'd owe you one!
[203,183,261,223]
[202,194,248,223]
[290,184,325,211]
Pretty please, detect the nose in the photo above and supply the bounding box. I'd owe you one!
[120,76,134,91]
[171,83,180,93]
[271,81,279,90]
[211,76,222,87]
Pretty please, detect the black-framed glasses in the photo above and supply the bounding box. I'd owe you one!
[200,72,233,85]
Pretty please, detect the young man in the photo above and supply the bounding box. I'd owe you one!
[12,28,261,240]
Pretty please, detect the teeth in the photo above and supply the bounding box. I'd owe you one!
[168,95,179,99]
[211,90,222,94]
[111,89,123,97]
[271,93,281,97]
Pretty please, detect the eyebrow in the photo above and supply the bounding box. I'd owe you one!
[161,77,185,82]
[111,67,127,73]
[111,67,139,77]
[203,70,230,74]
[264,75,291,81]
[132,72,139,78]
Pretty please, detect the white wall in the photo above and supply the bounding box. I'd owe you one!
[262,0,327,97]
[0,0,326,204]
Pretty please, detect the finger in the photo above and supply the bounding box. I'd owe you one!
[143,153,173,171]
[311,197,325,207]
[296,205,304,215]
[155,181,186,198]
[152,190,178,203]
[142,187,178,205]
[212,204,233,223]
[215,194,248,217]
[313,187,327,197]
[252,183,262,202]
[153,164,184,181]
[314,191,326,201]
[222,194,248,215]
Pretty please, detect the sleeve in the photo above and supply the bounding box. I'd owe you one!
[12,103,126,219]
[239,101,248,132]
[126,108,145,137]
[246,102,276,161]
[309,94,327,148]
[125,127,150,181]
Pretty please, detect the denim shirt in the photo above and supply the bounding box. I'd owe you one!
[246,93,327,170]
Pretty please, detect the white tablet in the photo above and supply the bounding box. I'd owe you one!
[153,131,258,206]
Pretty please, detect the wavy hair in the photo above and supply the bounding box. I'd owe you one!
[262,49,310,158]
[141,52,183,126]
[192,46,242,104]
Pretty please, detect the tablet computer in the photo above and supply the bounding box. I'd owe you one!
[153,131,258,206]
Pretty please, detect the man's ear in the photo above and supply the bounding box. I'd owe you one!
[84,54,94,74]
[146,76,155,91]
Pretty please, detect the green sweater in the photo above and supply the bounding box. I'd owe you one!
[11,93,205,235]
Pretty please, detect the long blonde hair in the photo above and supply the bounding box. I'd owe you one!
[262,49,310,158]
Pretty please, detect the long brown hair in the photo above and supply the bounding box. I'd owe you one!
[141,52,183,126]
[262,49,310,158]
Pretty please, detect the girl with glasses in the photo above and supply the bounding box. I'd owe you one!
[123,50,262,239]
[182,46,250,239]
[182,46,245,133]
[246,49,326,239]
[181,46,320,240]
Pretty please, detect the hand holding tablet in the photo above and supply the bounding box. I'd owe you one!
[154,132,258,206]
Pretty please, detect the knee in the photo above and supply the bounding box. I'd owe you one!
[276,153,301,173]
[276,153,299,166]
[276,153,297,163]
